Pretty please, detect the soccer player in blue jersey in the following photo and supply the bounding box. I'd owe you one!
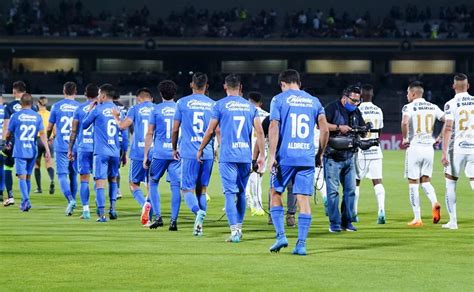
[198,74,266,242]
[113,88,154,224]
[267,69,329,256]
[3,81,38,207]
[82,84,120,222]
[0,94,5,203]
[47,82,80,216]
[112,91,129,200]
[68,83,99,219]
[172,72,215,236]
[4,94,51,211]
[144,80,181,230]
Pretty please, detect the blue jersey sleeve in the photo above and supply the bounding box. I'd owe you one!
[48,105,57,124]
[82,107,97,129]
[174,102,182,121]
[269,97,281,121]
[121,128,129,151]
[126,106,136,122]
[211,103,221,121]
[73,107,80,121]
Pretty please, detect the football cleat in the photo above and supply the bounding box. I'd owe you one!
[226,233,240,243]
[20,200,31,212]
[193,210,206,236]
[269,235,288,253]
[342,223,357,232]
[377,210,386,224]
[169,220,178,231]
[34,188,42,194]
[3,197,15,207]
[442,221,458,230]
[329,224,342,233]
[149,216,164,229]
[65,199,76,216]
[432,202,441,224]
[140,202,152,225]
[96,216,107,223]
[116,190,123,200]
[80,210,91,220]
[407,219,423,227]
[49,182,55,195]
[292,240,307,256]
[109,209,118,220]
[143,221,152,228]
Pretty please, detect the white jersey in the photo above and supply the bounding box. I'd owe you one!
[358,102,384,159]
[251,107,269,155]
[444,92,474,155]
[402,98,444,147]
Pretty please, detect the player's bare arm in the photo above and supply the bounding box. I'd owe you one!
[267,120,279,170]
[67,119,79,161]
[143,123,155,169]
[401,114,410,146]
[317,114,329,164]
[253,117,265,173]
[441,119,453,167]
[197,119,218,163]
[171,120,181,160]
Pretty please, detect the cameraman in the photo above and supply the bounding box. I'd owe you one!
[324,85,366,232]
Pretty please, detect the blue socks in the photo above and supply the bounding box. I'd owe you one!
[80,181,89,206]
[18,179,29,203]
[132,189,146,207]
[149,180,161,217]
[58,174,73,202]
[184,191,200,214]
[270,206,285,237]
[70,174,78,200]
[96,187,105,216]
[236,192,246,224]
[170,183,181,221]
[224,192,238,226]
[109,182,118,211]
[298,213,312,243]
[26,180,31,194]
[197,193,207,211]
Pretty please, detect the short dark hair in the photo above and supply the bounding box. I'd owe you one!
[63,81,77,96]
[112,89,120,100]
[343,85,361,97]
[99,84,115,99]
[192,72,208,89]
[361,84,373,92]
[85,83,99,98]
[136,87,153,97]
[454,73,468,81]
[224,73,241,89]
[39,96,47,101]
[408,81,424,90]
[13,81,26,93]
[21,93,33,106]
[278,69,300,85]
[248,91,262,103]
[158,80,177,101]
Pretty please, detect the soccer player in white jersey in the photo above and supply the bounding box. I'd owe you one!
[401,81,444,227]
[441,73,474,230]
[245,91,269,216]
[355,84,386,224]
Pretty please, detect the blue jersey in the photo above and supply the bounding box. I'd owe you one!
[8,109,44,159]
[0,104,5,140]
[114,101,129,153]
[82,101,120,157]
[4,100,38,120]
[73,100,94,153]
[126,101,154,160]
[49,99,80,152]
[212,96,257,163]
[174,94,215,160]
[270,89,325,167]
[150,101,176,160]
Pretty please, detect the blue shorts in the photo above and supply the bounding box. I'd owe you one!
[181,158,213,190]
[271,165,315,196]
[78,151,93,175]
[218,162,251,194]
[15,157,36,176]
[93,155,120,180]
[129,159,148,184]
[150,158,180,184]
[55,151,78,175]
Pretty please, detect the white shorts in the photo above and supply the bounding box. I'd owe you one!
[356,158,383,180]
[444,152,474,178]
[404,146,434,179]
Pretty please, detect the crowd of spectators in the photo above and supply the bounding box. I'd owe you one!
[1,1,474,39]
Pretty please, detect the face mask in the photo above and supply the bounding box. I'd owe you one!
[344,102,357,112]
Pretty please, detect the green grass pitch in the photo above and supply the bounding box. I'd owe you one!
[0,150,472,291]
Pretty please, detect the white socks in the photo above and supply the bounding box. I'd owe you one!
[445,178,457,224]
[354,186,360,214]
[409,184,421,220]
[421,182,438,207]
[374,184,385,212]
[470,180,474,191]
